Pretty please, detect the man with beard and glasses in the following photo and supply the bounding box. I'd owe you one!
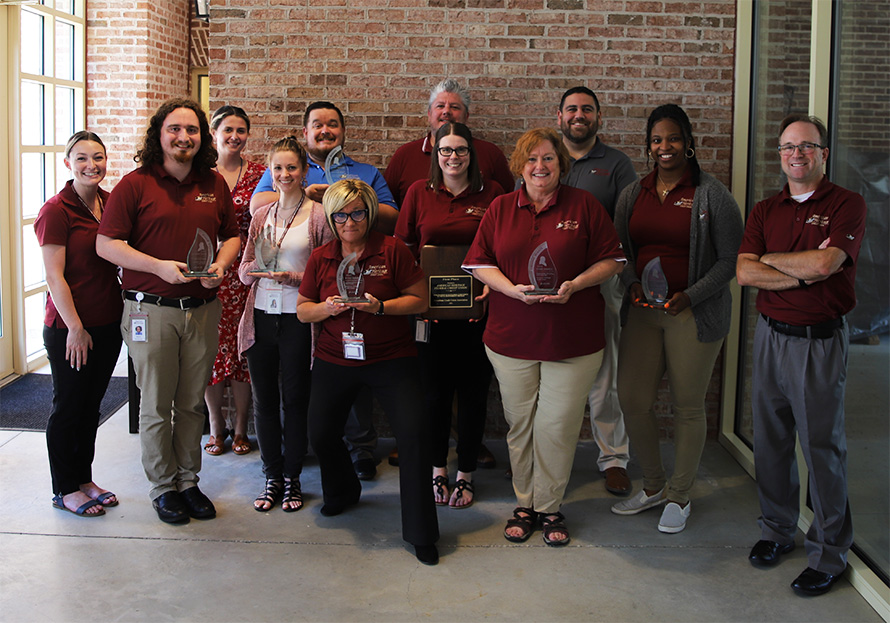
[557,86,638,496]
[97,98,240,524]
[250,101,398,234]
[251,101,398,482]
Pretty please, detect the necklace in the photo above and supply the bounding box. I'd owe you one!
[72,186,103,223]
[215,157,244,192]
[657,175,678,199]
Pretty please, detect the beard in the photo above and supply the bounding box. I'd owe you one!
[560,120,597,145]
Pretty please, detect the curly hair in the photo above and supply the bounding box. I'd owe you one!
[508,127,571,180]
[135,98,217,172]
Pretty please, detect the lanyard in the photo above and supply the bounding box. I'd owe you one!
[269,194,305,271]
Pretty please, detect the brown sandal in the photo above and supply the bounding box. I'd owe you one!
[504,507,538,543]
[231,434,252,455]
[203,430,228,456]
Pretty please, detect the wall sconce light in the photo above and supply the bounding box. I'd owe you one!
[194,0,210,21]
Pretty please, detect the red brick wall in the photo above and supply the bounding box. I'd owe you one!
[208,0,737,187]
[86,2,191,188]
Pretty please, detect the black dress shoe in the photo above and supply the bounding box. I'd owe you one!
[180,486,216,519]
[414,544,439,566]
[353,458,377,481]
[320,488,361,517]
[791,566,846,596]
[748,539,795,567]
[152,491,189,524]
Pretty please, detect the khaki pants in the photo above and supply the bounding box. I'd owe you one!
[617,306,723,504]
[123,298,221,500]
[486,346,603,514]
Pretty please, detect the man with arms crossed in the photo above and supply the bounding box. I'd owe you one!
[736,114,866,596]
[558,86,638,495]
[98,98,241,524]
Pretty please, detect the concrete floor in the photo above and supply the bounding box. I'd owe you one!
[0,409,883,623]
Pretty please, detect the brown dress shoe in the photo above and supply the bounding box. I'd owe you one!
[604,467,632,495]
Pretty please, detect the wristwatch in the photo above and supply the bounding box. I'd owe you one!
[374,300,385,316]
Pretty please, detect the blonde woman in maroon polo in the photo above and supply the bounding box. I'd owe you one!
[463,127,625,546]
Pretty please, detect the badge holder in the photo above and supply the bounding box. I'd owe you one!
[342,310,365,360]
[129,292,148,342]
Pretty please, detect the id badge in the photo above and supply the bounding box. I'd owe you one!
[130,313,148,342]
[342,332,366,360]
[415,318,430,343]
[266,280,283,315]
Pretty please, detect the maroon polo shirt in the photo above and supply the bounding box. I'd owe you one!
[34,181,123,328]
[394,179,505,256]
[384,134,515,207]
[463,184,625,361]
[299,230,425,366]
[739,177,866,325]
[629,169,694,294]
[99,164,238,299]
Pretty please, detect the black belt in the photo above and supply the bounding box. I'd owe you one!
[761,314,843,339]
[124,290,215,310]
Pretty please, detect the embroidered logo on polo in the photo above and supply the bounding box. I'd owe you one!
[589,169,610,176]
[465,206,487,217]
[363,264,388,277]
[805,214,830,226]
[195,193,216,203]
[674,198,694,209]
[556,220,579,230]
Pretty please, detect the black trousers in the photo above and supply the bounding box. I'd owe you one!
[417,319,492,473]
[245,310,311,479]
[308,357,439,546]
[44,321,122,496]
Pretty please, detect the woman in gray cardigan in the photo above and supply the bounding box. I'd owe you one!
[610,104,743,533]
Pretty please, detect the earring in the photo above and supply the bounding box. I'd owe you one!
[686,147,695,159]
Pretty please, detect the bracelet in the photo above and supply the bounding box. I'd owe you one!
[374,299,385,316]
[798,278,808,288]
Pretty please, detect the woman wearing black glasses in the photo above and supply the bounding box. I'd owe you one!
[395,122,504,509]
[238,136,333,513]
[297,179,440,565]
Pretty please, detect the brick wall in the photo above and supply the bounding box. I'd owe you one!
[87,1,191,188]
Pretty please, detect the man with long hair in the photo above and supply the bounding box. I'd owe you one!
[98,98,241,524]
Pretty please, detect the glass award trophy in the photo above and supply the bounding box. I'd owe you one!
[324,146,351,185]
[335,252,366,303]
[525,241,559,295]
[183,228,216,277]
[253,225,277,273]
[641,256,669,306]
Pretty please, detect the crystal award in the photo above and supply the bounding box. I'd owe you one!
[525,241,559,295]
[335,251,366,303]
[183,228,215,277]
[324,146,351,185]
[253,225,278,273]
[641,256,669,306]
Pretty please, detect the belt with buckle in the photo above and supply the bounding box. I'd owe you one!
[761,314,843,339]
[124,290,215,310]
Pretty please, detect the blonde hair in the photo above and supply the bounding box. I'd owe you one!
[508,127,571,180]
[322,179,379,239]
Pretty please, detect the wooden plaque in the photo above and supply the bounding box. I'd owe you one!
[419,245,484,320]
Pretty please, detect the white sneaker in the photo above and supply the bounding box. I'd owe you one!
[611,487,666,516]
[658,501,691,533]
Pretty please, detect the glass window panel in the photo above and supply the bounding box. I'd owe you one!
[21,82,45,146]
[21,153,46,219]
[22,225,45,290]
[56,0,75,15]
[20,10,44,76]
[736,0,813,447]
[56,152,70,190]
[24,293,47,358]
[831,0,890,583]
[55,21,74,81]
[55,86,74,144]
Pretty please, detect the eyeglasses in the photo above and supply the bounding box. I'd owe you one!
[777,142,823,155]
[437,146,470,157]
[331,209,368,224]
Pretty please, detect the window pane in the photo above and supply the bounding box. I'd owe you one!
[55,86,74,144]
[56,0,75,15]
[22,225,45,290]
[56,152,70,191]
[25,293,47,358]
[21,153,46,219]
[55,21,74,81]
[736,0,813,447]
[21,82,45,146]
[831,0,890,582]
[20,10,44,76]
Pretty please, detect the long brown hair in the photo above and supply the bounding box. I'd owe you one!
[135,98,217,173]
